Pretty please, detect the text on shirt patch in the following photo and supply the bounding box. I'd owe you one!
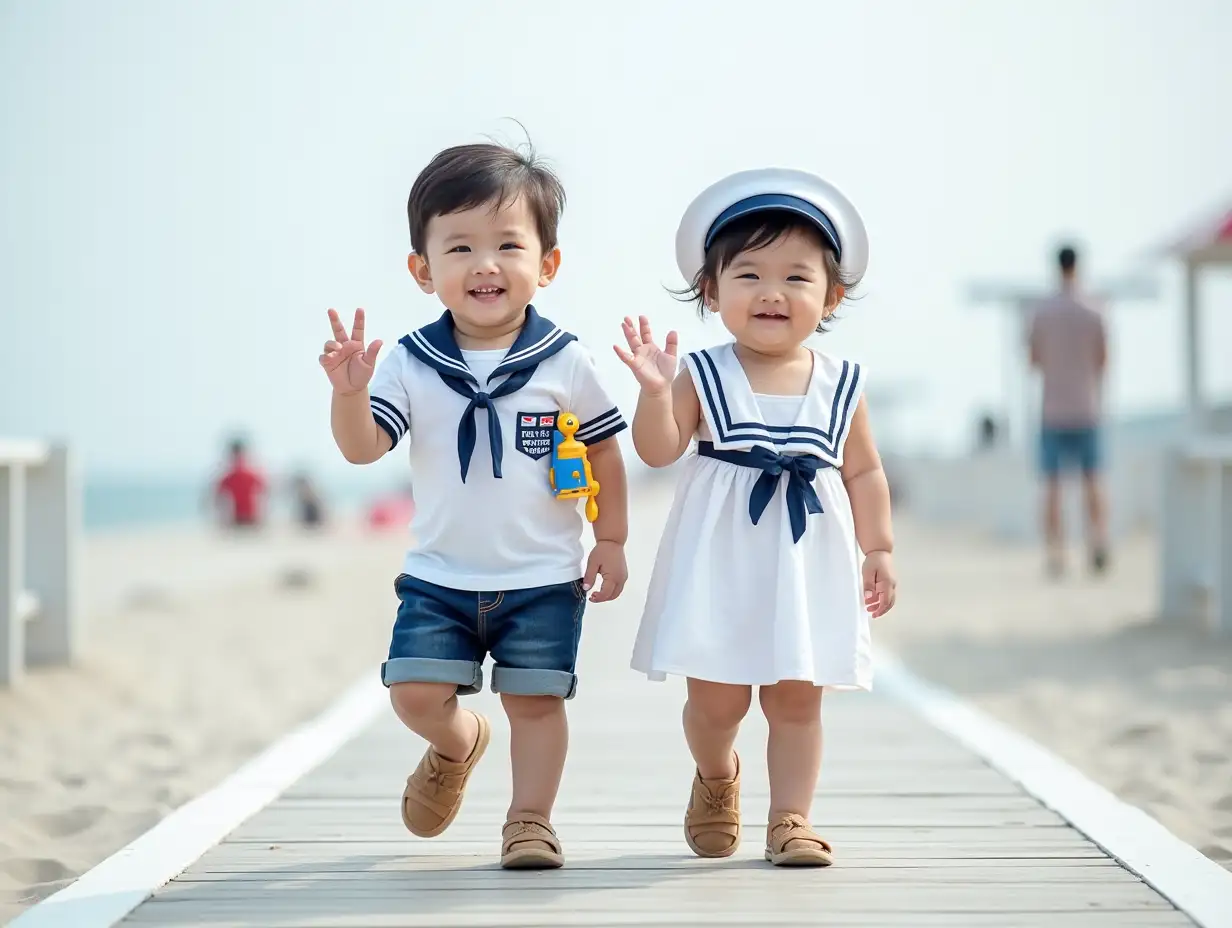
[516,411,558,460]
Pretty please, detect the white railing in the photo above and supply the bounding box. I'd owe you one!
[0,440,80,686]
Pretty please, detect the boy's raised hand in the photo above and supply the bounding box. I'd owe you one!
[320,308,383,395]
[613,315,678,395]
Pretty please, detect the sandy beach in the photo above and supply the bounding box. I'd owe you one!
[4,473,1231,922]
[0,517,408,921]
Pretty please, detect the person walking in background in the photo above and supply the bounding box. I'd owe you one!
[1028,244,1109,577]
[213,437,268,529]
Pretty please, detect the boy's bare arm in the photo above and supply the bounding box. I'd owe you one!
[632,371,701,468]
[331,389,392,465]
[321,309,393,465]
[839,398,893,555]
[588,437,628,545]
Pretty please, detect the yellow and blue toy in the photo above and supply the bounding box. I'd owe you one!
[549,412,600,522]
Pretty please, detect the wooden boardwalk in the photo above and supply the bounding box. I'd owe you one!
[19,479,1222,928]
[111,576,1196,927]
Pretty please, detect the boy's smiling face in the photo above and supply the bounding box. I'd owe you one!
[408,195,560,346]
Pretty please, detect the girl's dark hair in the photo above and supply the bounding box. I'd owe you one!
[671,211,860,333]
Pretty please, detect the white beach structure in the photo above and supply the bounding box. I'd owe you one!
[1155,202,1232,633]
[0,440,81,686]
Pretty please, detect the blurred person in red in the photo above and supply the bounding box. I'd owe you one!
[213,437,268,529]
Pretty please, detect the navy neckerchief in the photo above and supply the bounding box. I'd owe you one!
[399,305,576,482]
[696,441,828,544]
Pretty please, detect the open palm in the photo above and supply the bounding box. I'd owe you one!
[320,308,383,395]
[614,315,678,394]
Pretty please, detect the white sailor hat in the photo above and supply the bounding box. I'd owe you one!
[675,167,869,285]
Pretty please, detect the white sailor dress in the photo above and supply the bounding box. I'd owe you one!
[630,342,873,689]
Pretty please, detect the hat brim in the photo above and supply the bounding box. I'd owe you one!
[675,168,868,285]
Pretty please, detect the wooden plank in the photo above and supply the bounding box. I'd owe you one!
[122,911,1192,926]
[226,804,1063,843]
[195,840,1110,863]
[119,911,1196,928]
[183,853,1121,874]
[121,879,1174,911]
[283,765,1020,797]
[261,794,1054,814]
[176,864,1145,885]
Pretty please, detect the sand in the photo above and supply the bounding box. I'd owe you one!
[0,516,408,921]
[877,515,1232,870]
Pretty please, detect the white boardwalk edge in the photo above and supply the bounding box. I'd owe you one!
[8,673,387,928]
[877,650,1232,928]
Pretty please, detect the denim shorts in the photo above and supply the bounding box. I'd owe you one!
[1039,426,1101,476]
[380,573,587,699]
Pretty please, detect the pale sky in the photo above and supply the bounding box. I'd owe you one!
[2,0,1230,480]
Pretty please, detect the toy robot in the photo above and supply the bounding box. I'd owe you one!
[549,412,600,522]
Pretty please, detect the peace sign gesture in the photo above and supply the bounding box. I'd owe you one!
[320,309,383,395]
[613,315,679,395]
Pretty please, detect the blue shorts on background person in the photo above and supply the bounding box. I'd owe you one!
[1039,426,1101,476]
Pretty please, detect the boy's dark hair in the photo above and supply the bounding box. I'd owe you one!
[1057,244,1078,273]
[406,142,566,256]
[672,212,859,333]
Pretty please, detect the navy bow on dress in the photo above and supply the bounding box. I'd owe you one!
[697,442,829,543]
[400,306,576,482]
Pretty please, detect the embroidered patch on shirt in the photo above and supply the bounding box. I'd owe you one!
[516,411,557,460]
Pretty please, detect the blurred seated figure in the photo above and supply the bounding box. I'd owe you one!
[976,413,999,452]
[292,472,326,529]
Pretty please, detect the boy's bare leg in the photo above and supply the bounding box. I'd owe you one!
[391,681,488,839]
[502,694,569,818]
[498,693,568,869]
[389,681,479,761]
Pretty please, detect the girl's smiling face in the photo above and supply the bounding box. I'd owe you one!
[707,224,844,356]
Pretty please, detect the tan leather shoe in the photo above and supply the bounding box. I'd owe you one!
[765,812,833,866]
[501,813,564,869]
[400,710,490,837]
[684,752,741,858]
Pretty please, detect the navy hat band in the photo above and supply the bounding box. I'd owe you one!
[703,193,842,260]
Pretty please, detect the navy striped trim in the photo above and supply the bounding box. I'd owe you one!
[489,327,574,381]
[576,407,627,445]
[371,396,408,446]
[688,348,862,459]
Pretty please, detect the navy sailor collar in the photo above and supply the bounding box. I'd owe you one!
[399,304,576,386]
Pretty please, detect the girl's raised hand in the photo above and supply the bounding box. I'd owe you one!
[320,308,383,395]
[613,315,678,395]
